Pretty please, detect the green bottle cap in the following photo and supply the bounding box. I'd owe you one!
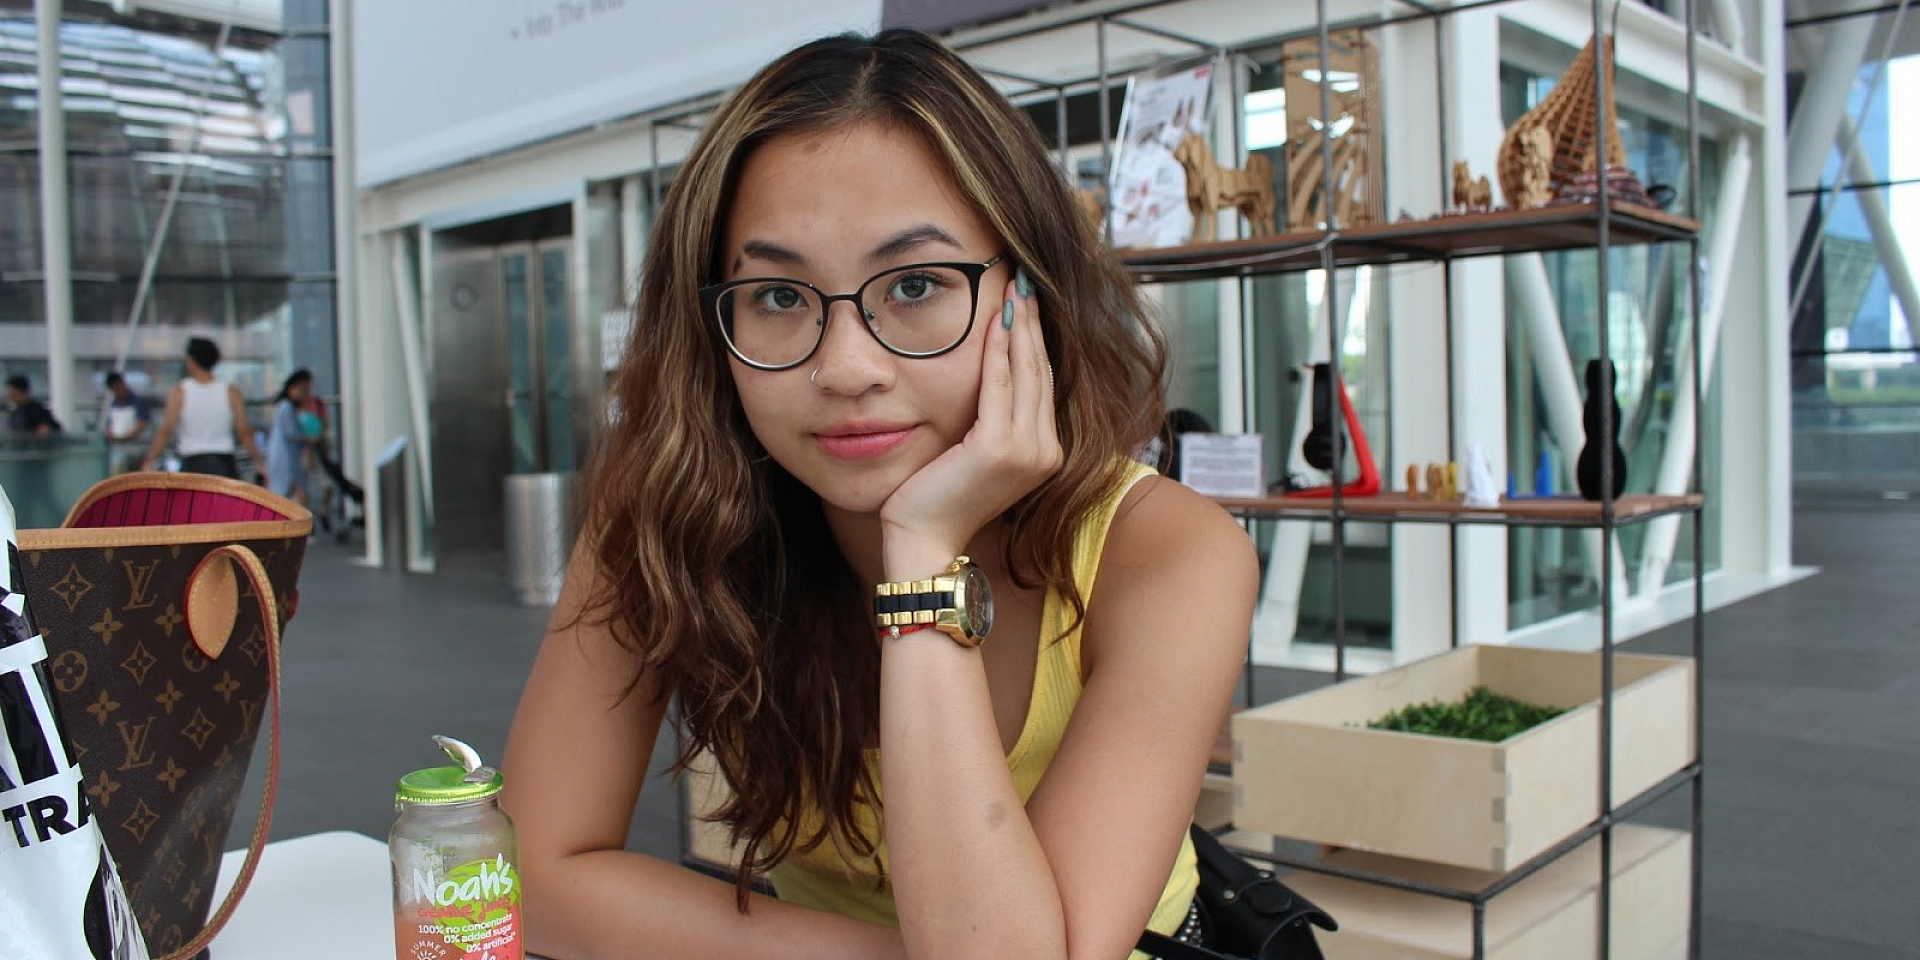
[396,764,504,804]
[396,735,503,804]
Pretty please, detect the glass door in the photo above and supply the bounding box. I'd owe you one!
[500,240,576,475]
[538,239,575,471]
[502,247,541,474]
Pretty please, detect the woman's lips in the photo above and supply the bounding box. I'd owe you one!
[816,426,915,460]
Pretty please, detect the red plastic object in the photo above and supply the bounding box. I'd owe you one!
[1283,374,1382,499]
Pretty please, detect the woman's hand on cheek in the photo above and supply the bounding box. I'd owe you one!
[879,268,1062,569]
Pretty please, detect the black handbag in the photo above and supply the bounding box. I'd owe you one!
[1136,825,1337,960]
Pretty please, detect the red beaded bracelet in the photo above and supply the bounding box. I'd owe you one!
[880,623,935,640]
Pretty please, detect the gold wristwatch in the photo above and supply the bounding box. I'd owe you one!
[873,556,993,647]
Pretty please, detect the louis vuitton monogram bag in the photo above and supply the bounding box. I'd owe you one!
[18,472,308,960]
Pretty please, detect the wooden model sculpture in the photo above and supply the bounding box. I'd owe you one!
[1281,28,1384,229]
[1174,134,1277,242]
[1074,187,1106,235]
[1497,34,1627,207]
[1450,161,1492,211]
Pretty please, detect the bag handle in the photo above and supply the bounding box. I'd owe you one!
[164,544,283,960]
[1135,826,1337,960]
[1138,928,1240,960]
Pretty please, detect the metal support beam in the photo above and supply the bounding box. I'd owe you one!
[1836,114,1920,345]
[113,2,238,374]
[1783,13,1874,256]
[36,0,75,428]
[1785,0,1912,326]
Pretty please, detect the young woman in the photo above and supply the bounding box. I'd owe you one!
[502,30,1258,960]
[267,369,315,506]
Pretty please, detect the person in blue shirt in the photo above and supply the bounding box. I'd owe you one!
[267,369,316,506]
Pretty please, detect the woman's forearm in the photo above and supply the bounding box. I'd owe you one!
[524,847,906,960]
[878,637,1067,960]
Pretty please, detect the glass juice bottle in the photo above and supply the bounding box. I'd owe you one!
[390,736,525,960]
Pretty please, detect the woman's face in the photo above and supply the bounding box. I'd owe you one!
[720,120,1007,517]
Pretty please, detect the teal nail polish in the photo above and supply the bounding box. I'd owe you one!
[1016,266,1032,300]
[1002,299,1015,329]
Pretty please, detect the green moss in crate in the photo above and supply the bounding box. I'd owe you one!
[1366,685,1566,742]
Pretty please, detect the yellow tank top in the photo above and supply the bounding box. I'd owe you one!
[766,461,1197,955]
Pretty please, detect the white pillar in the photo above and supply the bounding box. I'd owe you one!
[331,0,373,565]
[1374,18,1453,664]
[1636,136,1752,595]
[1707,0,1747,57]
[620,173,646,305]
[1439,8,1508,651]
[388,232,435,562]
[1759,0,1793,575]
[36,0,75,428]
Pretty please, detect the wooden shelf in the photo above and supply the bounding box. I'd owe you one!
[1210,492,1703,527]
[1120,202,1700,282]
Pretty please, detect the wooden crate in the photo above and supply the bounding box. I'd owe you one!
[1233,645,1693,871]
[1196,771,1235,831]
[1278,824,1691,960]
[683,750,743,870]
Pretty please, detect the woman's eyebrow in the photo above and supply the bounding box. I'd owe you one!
[867,225,963,264]
[736,240,808,272]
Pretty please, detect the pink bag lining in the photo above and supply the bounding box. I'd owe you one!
[70,487,291,528]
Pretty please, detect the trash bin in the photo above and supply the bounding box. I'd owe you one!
[377,438,409,576]
[504,472,577,606]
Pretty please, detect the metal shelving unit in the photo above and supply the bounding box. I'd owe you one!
[1054,1,1707,958]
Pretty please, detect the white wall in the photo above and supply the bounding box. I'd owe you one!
[353,0,881,186]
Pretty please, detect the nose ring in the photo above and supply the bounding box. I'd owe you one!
[810,368,821,392]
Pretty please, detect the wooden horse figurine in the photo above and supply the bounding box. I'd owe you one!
[1074,187,1106,236]
[1450,160,1493,212]
[1174,134,1278,242]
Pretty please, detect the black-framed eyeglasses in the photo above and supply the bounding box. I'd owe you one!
[702,253,1006,370]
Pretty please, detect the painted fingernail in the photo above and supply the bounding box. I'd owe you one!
[1015,266,1032,300]
[1002,298,1015,330]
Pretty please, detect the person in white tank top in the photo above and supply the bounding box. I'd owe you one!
[141,337,269,483]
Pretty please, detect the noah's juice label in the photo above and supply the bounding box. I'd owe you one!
[394,854,524,960]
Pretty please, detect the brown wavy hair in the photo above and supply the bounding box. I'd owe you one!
[582,29,1167,906]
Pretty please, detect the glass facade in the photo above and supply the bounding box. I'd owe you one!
[0,6,332,434]
[1787,8,1920,501]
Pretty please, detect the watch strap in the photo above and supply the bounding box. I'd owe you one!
[872,556,967,629]
[874,580,958,627]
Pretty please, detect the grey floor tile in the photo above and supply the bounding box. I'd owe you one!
[1702,917,1920,960]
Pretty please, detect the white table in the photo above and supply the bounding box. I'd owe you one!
[211,831,394,958]
[212,831,562,959]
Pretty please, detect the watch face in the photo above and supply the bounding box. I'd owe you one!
[962,564,993,638]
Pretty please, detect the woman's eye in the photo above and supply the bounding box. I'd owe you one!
[752,285,807,312]
[889,273,940,302]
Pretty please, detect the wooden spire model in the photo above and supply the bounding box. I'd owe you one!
[1497,34,1628,209]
